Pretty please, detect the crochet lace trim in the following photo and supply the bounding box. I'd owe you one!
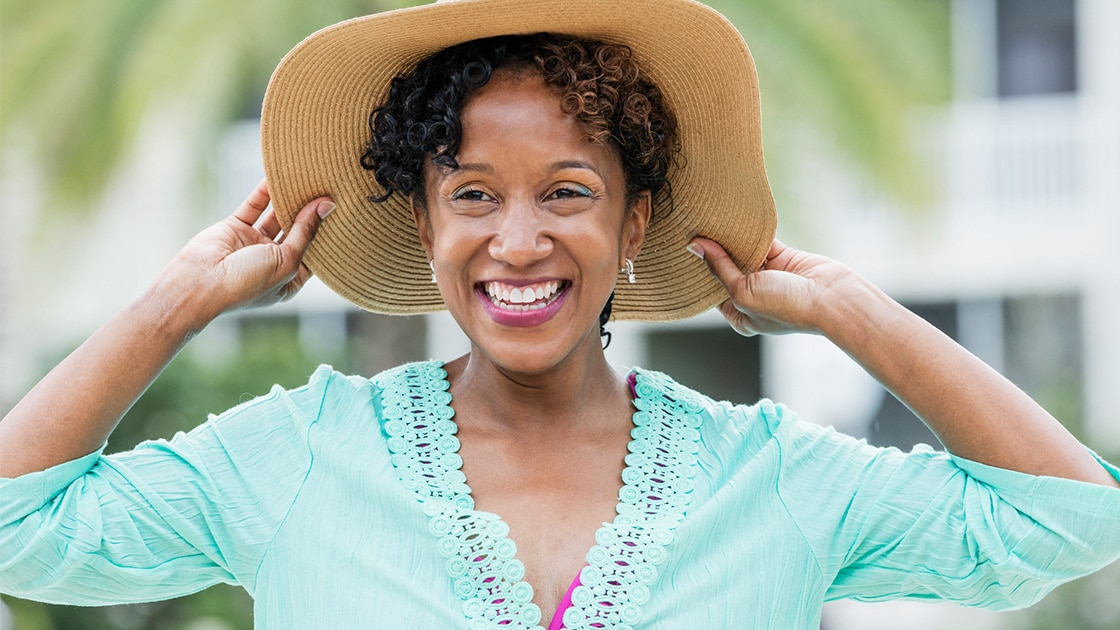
[376,361,702,629]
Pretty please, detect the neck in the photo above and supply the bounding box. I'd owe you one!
[446,339,630,437]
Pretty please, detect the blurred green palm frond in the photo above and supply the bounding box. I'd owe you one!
[0,0,405,211]
[0,0,949,216]
[711,0,950,208]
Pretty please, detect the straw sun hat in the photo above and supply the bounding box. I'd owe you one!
[262,0,776,322]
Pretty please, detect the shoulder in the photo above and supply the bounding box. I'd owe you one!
[198,364,380,435]
[630,367,891,477]
[137,363,396,465]
[631,366,796,448]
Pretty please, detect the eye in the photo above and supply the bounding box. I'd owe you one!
[547,184,593,200]
[451,186,495,202]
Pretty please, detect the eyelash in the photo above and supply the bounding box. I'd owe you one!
[451,187,493,202]
[450,185,593,202]
[549,185,593,199]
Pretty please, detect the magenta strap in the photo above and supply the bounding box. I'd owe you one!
[547,572,583,630]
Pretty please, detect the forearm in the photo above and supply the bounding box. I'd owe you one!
[0,277,214,478]
[820,275,1119,488]
[0,183,328,479]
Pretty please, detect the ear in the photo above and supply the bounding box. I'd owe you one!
[621,191,652,264]
[411,195,434,258]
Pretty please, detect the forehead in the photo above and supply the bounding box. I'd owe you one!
[456,69,616,164]
[461,69,567,128]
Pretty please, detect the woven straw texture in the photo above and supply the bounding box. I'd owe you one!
[261,0,776,322]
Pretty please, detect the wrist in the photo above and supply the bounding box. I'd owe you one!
[139,270,223,342]
[811,273,900,348]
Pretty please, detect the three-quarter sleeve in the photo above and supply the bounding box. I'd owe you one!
[0,365,353,605]
[768,403,1120,610]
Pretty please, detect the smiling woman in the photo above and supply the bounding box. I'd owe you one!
[1,0,1119,628]
[420,71,646,374]
[381,35,669,364]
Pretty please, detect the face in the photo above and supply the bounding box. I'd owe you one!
[413,68,650,376]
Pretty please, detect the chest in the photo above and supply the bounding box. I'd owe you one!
[458,436,629,621]
[259,513,824,630]
[262,458,826,630]
[260,364,831,628]
[366,363,710,628]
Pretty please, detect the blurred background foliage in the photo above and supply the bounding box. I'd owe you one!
[0,0,949,223]
[0,0,412,216]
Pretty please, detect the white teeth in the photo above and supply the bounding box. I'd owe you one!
[484,280,562,309]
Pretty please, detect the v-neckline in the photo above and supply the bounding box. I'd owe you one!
[375,360,703,629]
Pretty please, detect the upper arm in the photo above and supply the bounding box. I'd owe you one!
[0,366,353,605]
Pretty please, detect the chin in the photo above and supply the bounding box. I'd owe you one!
[467,327,601,377]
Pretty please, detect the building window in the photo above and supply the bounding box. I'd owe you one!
[646,327,761,405]
[996,0,1078,97]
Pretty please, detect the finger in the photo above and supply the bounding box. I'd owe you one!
[287,262,315,297]
[282,197,335,256]
[269,261,315,305]
[762,239,799,270]
[687,237,749,292]
[767,239,786,259]
[231,178,271,225]
[718,298,759,337]
[258,208,282,240]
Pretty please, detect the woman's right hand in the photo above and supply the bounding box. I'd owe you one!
[0,180,334,477]
[159,178,334,324]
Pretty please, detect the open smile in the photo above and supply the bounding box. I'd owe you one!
[482,280,566,311]
[477,280,570,326]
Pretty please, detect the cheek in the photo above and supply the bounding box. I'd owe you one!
[571,225,627,282]
[426,211,472,253]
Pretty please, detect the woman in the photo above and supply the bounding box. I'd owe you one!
[2,0,1118,627]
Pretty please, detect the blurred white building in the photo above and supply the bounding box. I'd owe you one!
[1,0,1116,628]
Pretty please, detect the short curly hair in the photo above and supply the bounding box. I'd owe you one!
[361,33,680,210]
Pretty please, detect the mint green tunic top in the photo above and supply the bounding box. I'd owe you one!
[3,361,1120,629]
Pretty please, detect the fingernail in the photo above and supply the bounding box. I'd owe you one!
[685,243,704,260]
[317,201,336,219]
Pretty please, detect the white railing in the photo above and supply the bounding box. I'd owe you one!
[940,95,1090,218]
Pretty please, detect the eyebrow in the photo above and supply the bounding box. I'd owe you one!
[451,162,493,174]
[452,160,604,178]
[551,160,604,178]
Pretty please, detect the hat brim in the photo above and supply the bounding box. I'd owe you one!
[262,0,776,322]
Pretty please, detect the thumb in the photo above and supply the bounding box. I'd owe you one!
[283,198,335,256]
[687,237,749,293]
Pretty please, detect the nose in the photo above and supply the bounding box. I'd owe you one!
[488,201,553,266]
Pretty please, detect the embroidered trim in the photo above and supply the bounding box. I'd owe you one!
[563,371,702,630]
[377,362,702,629]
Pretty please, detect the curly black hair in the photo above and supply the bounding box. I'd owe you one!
[362,32,678,208]
[361,33,680,346]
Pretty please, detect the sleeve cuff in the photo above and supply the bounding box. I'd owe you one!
[949,447,1120,515]
[0,447,104,512]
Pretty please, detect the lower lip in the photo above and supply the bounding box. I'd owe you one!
[478,285,569,328]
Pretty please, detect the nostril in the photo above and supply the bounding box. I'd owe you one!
[488,232,553,264]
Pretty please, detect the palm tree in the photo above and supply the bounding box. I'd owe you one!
[710,0,949,204]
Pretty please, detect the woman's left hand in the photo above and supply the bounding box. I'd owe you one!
[686,237,856,337]
[688,236,1120,488]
